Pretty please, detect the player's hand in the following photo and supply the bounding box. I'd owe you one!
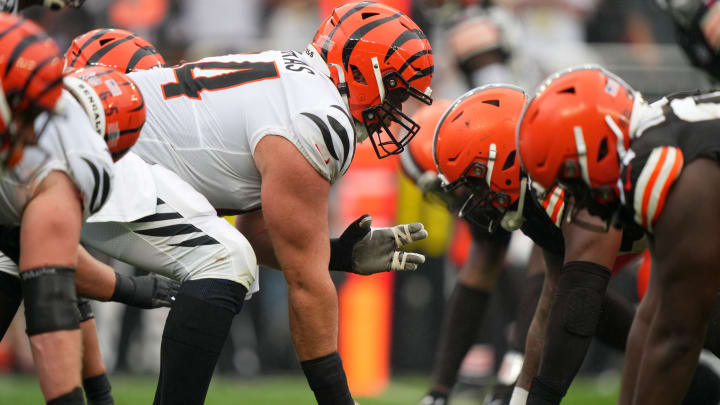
[344,214,428,274]
[127,273,180,309]
[418,171,464,212]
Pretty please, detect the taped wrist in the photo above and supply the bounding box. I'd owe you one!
[300,352,354,405]
[76,297,94,323]
[20,267,79,336]
[111,272,143,307]
[557,261,610,337]
[47,386,85,405]
[329,238,353,273]
[83,373,112,405]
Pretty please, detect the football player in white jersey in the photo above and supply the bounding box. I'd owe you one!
[0,14,145,405]
[67,2,434,404]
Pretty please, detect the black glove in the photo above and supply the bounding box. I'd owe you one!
[111,272,180,309]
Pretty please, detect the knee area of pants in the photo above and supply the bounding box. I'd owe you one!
[220,236,257,282]
[20,267,80,335]
[557,261,611,337]
[179,278,247,314]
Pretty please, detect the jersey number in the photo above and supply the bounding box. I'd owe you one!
[162,61,279,100]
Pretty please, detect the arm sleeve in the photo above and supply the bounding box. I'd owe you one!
[248,105,355,184]
[37,93,116,220]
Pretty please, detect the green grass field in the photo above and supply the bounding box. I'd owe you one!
[0,374,619,404]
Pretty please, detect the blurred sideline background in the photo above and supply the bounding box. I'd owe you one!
[0,0,714,403]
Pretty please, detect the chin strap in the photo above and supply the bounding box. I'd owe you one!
[500,177,527,231]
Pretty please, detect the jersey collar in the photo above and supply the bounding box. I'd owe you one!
[301,44,331,77]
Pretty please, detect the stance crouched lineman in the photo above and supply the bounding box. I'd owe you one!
[66,2,434,404]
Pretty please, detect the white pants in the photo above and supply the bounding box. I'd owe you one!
[81,162,258,292]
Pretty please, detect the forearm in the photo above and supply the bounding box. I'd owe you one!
[618,293,654,405]
[516,268,556,390]
[79,318,106,379]
[75,246,116,301]
[287,274,339,360]
[515,249,561,390]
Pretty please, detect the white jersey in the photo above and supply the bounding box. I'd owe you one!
[0,91,114,224]
[128,49,356,214]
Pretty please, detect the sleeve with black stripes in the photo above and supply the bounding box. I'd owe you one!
[36,91,116,220]
[289,104,356,184]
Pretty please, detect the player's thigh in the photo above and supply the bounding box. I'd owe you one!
[82,177,257,289]
[652,159,720,323]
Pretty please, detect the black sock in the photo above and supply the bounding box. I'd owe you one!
[153,279,246,405]
[83,373,113,405]
[300,352,354,405]
[47,387,85,405]
[682,362,720,405]
[431,283,491,389]
[595,290,634,351]
[527,377,563,405]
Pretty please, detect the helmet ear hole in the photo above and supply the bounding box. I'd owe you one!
[350,65,367,85]
[597,137,608,161]
[503,150,516,170]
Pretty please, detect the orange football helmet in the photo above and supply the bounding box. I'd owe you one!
[401,99,451,182]
[0,14,64,170]
[516,66,641,222]
[63,66,145,161]
[434,84,527,232]
[65,28,165,73]
[311,1,434,158]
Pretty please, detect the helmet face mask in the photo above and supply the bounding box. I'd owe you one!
[363,70,433,157]
[442,162,512,232]
[557,176,619,232]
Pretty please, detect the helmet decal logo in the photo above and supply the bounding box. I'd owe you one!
[605,79,620,97]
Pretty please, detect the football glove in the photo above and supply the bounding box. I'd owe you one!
[111,272,180,309]
[330,214,428,274]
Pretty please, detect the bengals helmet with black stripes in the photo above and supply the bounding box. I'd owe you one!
[0,13,64,170]
[311,1,434,158]
[434,84,527,232]
[65,28,165,74]
[517,66,642,224]
[63,66,145,161]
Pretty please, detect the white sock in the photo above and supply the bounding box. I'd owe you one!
[508,386,529,405]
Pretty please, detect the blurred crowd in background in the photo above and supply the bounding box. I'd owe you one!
[0,0,714,397]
